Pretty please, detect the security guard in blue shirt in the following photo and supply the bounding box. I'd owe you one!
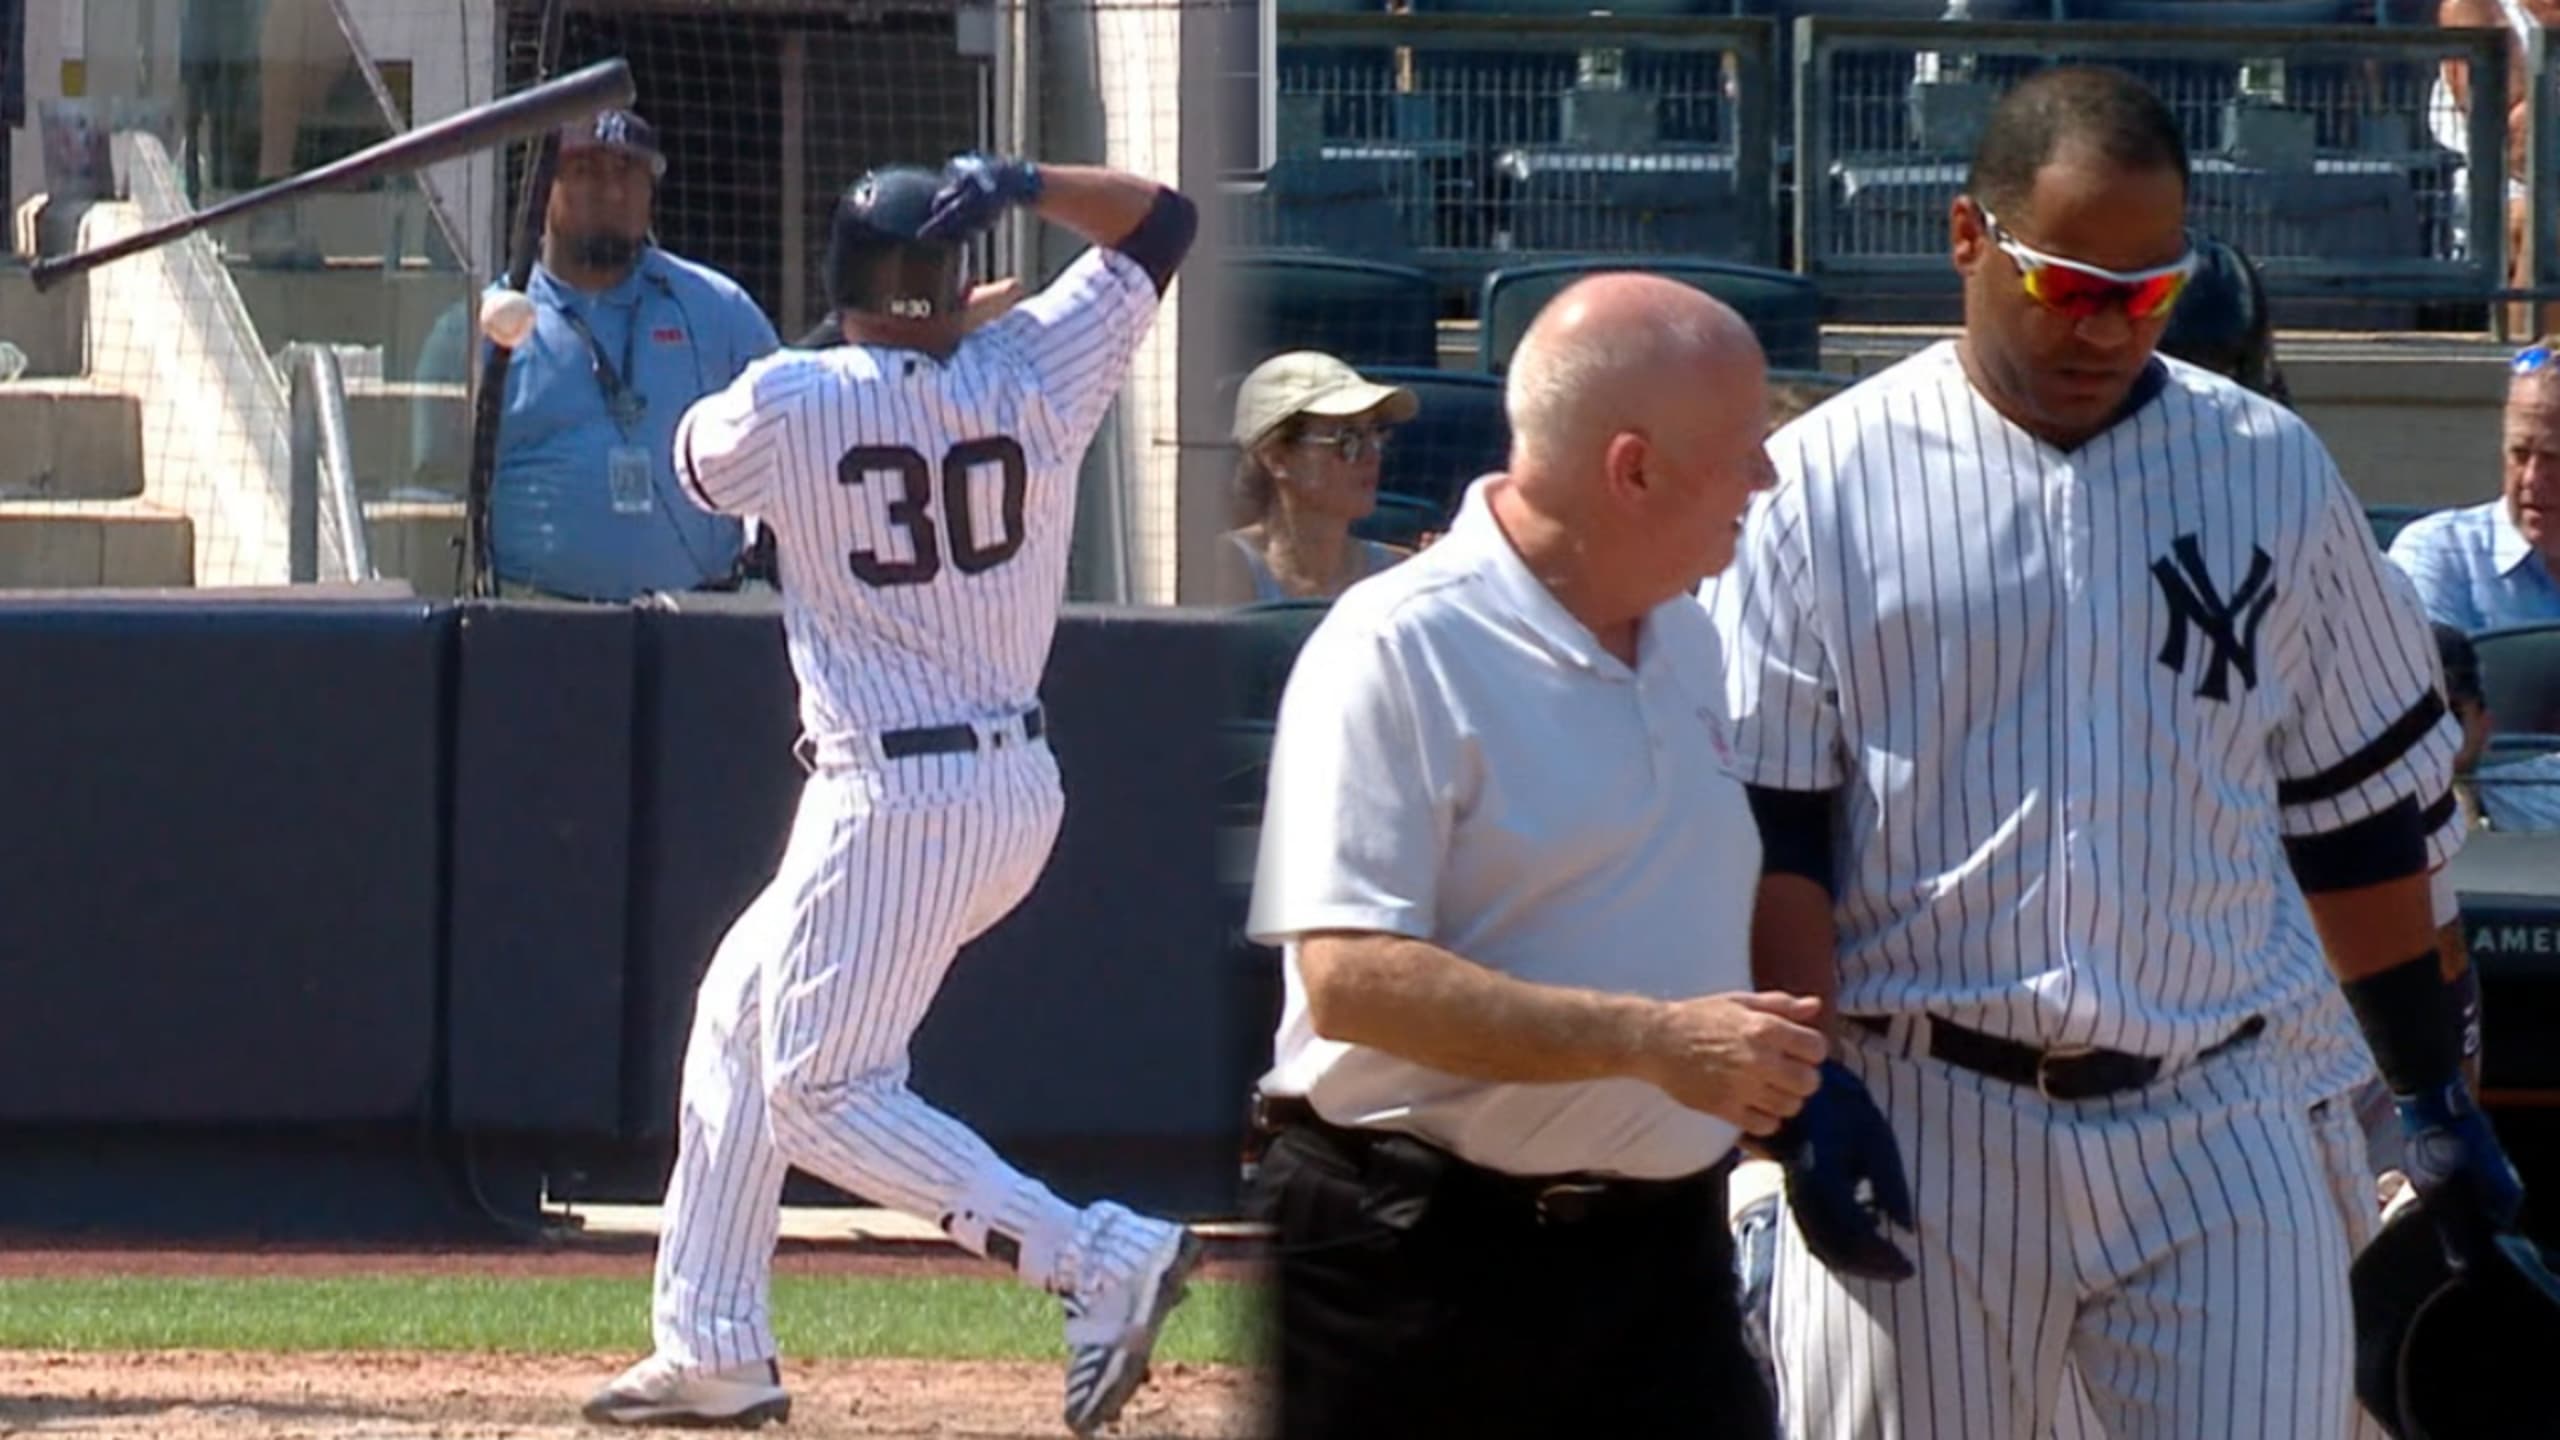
[459,109,781,601]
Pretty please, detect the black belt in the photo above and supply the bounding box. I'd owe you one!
[879,705,1045,759]
[794,707,1047,771]
[1249,1092,1726,1227]
[1848,1013,2267,1102]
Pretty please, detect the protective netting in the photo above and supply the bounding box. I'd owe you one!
[0,0,1206,602]
[464,0,1192,603]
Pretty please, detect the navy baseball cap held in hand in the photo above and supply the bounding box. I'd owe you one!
[560,108,668,179]
[2434,624,2485,708]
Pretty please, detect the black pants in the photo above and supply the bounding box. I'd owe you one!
[1251,1117,1777,1440]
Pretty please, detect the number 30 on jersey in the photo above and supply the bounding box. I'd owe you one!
[838,437,1029,587]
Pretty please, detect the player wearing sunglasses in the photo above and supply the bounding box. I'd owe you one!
[1948,116,2200,447]
[1706,65,2495,1440]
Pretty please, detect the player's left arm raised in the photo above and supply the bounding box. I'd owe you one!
[2274,460,2521,1263]
[919,156,1197,444]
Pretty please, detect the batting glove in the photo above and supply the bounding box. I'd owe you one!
[918,153,1043,243]
[1763,1059,1918,1283]
[2396,1079,2528,1272]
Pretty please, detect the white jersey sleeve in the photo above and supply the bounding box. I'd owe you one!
[674,354,821,518]
[1709,452,1851,793]
[981,247,1161,447]
[2270,454,2466,867]
[1246,610,1454,947]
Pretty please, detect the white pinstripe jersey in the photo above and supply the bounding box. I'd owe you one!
[1704,343,2465,1069]
[676,247,1159,747]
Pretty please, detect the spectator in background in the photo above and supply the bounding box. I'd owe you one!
[1213,350,1420,605]
[412,108,779,603]
[2438,0,2560,338]
[2388,342,2560,631]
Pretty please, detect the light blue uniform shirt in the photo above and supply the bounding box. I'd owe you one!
[2385,498,2560,633]
[424,246,779,601]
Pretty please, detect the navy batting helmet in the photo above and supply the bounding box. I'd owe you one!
[824,166,967,321]
[2160,233,2288,404]
[2352,1193,2560,1438]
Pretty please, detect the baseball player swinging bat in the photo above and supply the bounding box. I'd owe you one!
[581,154,1207,1438]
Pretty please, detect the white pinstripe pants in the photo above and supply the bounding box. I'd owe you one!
[647,745,1073,1372]
[2043,1086,2394,1440]
[1769,1026,2357,1440]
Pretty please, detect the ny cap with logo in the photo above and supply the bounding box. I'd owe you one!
[1231,351,1420,449]
[560,107,668,179]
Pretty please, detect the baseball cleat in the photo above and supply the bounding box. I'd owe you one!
[1059,1207,1206,1436]
[580,1355,792,1429]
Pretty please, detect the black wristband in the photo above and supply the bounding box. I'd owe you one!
[2341,950,2465,1097]
[2451,963,2483,1065]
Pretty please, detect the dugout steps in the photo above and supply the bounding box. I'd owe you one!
[1,221,470,594]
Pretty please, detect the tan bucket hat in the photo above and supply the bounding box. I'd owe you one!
[1231,351,1421,449]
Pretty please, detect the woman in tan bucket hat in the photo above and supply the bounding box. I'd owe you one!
[1214,350,1421,604]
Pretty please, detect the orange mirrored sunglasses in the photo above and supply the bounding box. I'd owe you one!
[1979,206,2198,321]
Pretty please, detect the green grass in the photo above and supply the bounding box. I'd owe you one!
[0,1275,1266,1365]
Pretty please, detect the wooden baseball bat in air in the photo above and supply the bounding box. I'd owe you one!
[29,57,637,292]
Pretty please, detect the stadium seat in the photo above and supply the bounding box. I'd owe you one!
[1353,491,1448,550]
[1227,252,1443,372]
[1398,0,1730,143]
[1226,154,1427,259]
[1279,0,1398,141]
[2189,170,2425,263]
[1629,52,1733,146]
[1366,365,1510,514]
[1399,0,1576,150]
[2076,0,2375,149]
[1747,0,2045,156]
[2474,621,2560,737]
[1478,258,1822,374]
[1225,598,1336,723]
[1504,162,1754,261]
[2365,503,2436,549]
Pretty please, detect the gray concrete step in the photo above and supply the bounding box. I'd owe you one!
[0,264,87,378]
[229,262,471,381]
[0,499,194,588]
[0,381,147,501]
[343,378,465,500]
[364,498,463,598]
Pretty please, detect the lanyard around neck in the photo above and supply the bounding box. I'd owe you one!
[549,289,646,432]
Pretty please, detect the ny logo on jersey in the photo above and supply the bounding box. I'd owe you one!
[2151,534,2276,702]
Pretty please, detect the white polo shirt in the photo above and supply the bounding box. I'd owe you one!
[1247,476,1763,1180]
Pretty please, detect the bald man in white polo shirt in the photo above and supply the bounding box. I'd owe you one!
[1242,274,1916,1439]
